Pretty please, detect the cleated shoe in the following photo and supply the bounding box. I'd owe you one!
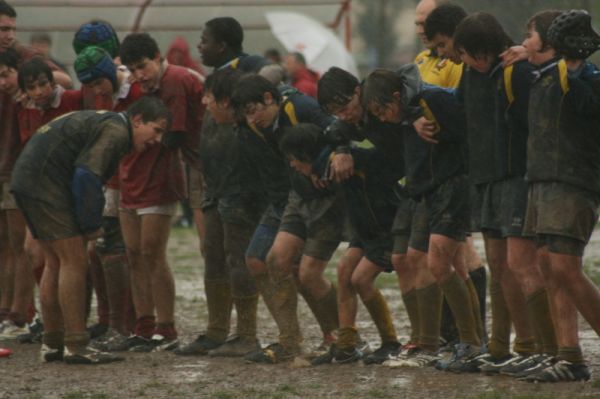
[63,346,124,365]
[513,355,555,379]
[40,344,64,363]
[103,334,149,352]
[89,329,128,351]
[363,341,401,365]
[521,360,591,383]
[389,351,441,368]
[17,318,44,344]
[479,354,520,374]
[208,335,260,357]
[437,343,481,373]
[500,354,551,377]
[87,323,109,340]
[129,334,179,352]
[244,343,297,364]
[334,346,363,364]
[0,321,28,340]
[311,344,336,365]
[174,334,222,356]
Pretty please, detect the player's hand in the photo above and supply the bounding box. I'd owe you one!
[413,116,439,144]
[84,228,104,241]
[329,153,354,182]
[500,45,528,67]
[310,174,330,189]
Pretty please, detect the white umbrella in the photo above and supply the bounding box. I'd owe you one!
[265,11,358,77]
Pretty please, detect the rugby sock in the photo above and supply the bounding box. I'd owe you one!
[155,322,177,340]
[298,284,339,337]
[337,326,359,351]
[416,283,442,352]
[271,276,302,354]
[134,315,156,339]
[466,278,485,342]
[439,272,481,347]
[526,288,558,356]
[64,332,90,351]
[43,331,64,350]
[401,289,420,344]
[233,294,258,339]
[89,247,109,327]
[469,266,487,338]
[557,346,584,364]
[513,336,537,356]
[363,289,398,344]
[100,254,131,334]
[204,279,232,343]
[487,280,511,358]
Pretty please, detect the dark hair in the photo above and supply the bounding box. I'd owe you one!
[0,46,19,69]
[454,12,514,58]
[279,123,326,163]
[120,33,160,65]
[127,96,172,127]
[0,1,16,18]
[361,69,404,108]
[264,48,281,62]
[205,17,243,53]
[290,52,306,65]
[30,32,51,45]
[18,57,53,91]
[424,3,467,41]
[207,68,243,102]
[527,10,563,51]
[317,67,359,111]
[231,74,281,113]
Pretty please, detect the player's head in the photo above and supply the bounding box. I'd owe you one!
[127,96,172,152]
[318,67,363,124]
[202,68,243,124]
[74,45,118,97]
[424,3,467,63]
[198,17,244,67]
[231,74,281,128]
[18,57,55,107]
[120,33,161,93]
[73,19,120,58]
[454,12,513,73]
[279,123,326,176]
[0,1,16,51]
[523,10,562,65]
[362,69,405,124]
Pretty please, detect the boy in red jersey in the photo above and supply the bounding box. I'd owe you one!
[114,33,204,351]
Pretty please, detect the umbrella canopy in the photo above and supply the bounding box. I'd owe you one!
[265,11,358,77]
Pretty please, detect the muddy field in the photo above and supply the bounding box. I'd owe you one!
[1,228,600,399]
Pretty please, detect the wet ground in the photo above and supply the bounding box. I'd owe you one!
[1,229,600,399]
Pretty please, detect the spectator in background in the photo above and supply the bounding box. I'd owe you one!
[29,32,68,73]
[283,52,319,98]
[264,48,281,64]
[167,36,204,76]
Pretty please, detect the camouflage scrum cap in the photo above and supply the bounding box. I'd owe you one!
[74,46,117,89]
[73,20,120,58]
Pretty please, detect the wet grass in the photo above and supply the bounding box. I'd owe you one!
[61,392,112,399]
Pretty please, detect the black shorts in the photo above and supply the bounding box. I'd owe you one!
[480,177,530,238]
[523,181,599,256]
[218,193,266,228]
[424,175,469,242]
[12,192,80,240]
[391,198,430,254]
[349,235,393,272]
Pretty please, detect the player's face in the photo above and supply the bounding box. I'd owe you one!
[368,97,402,124]
[459,51,494,74]
[198,28,222,68]
[431,33,460,64]
[126,55,161,93]
[523,26,548,66]
[243,93,279,129]
[0,15,16,51]
[132,116,167,152]
[0,65,17,94]
[328,89,364,125]
[288,156,313,177]
[202,91,233,124]
[24,74,54,107]
[84,77,114,97]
